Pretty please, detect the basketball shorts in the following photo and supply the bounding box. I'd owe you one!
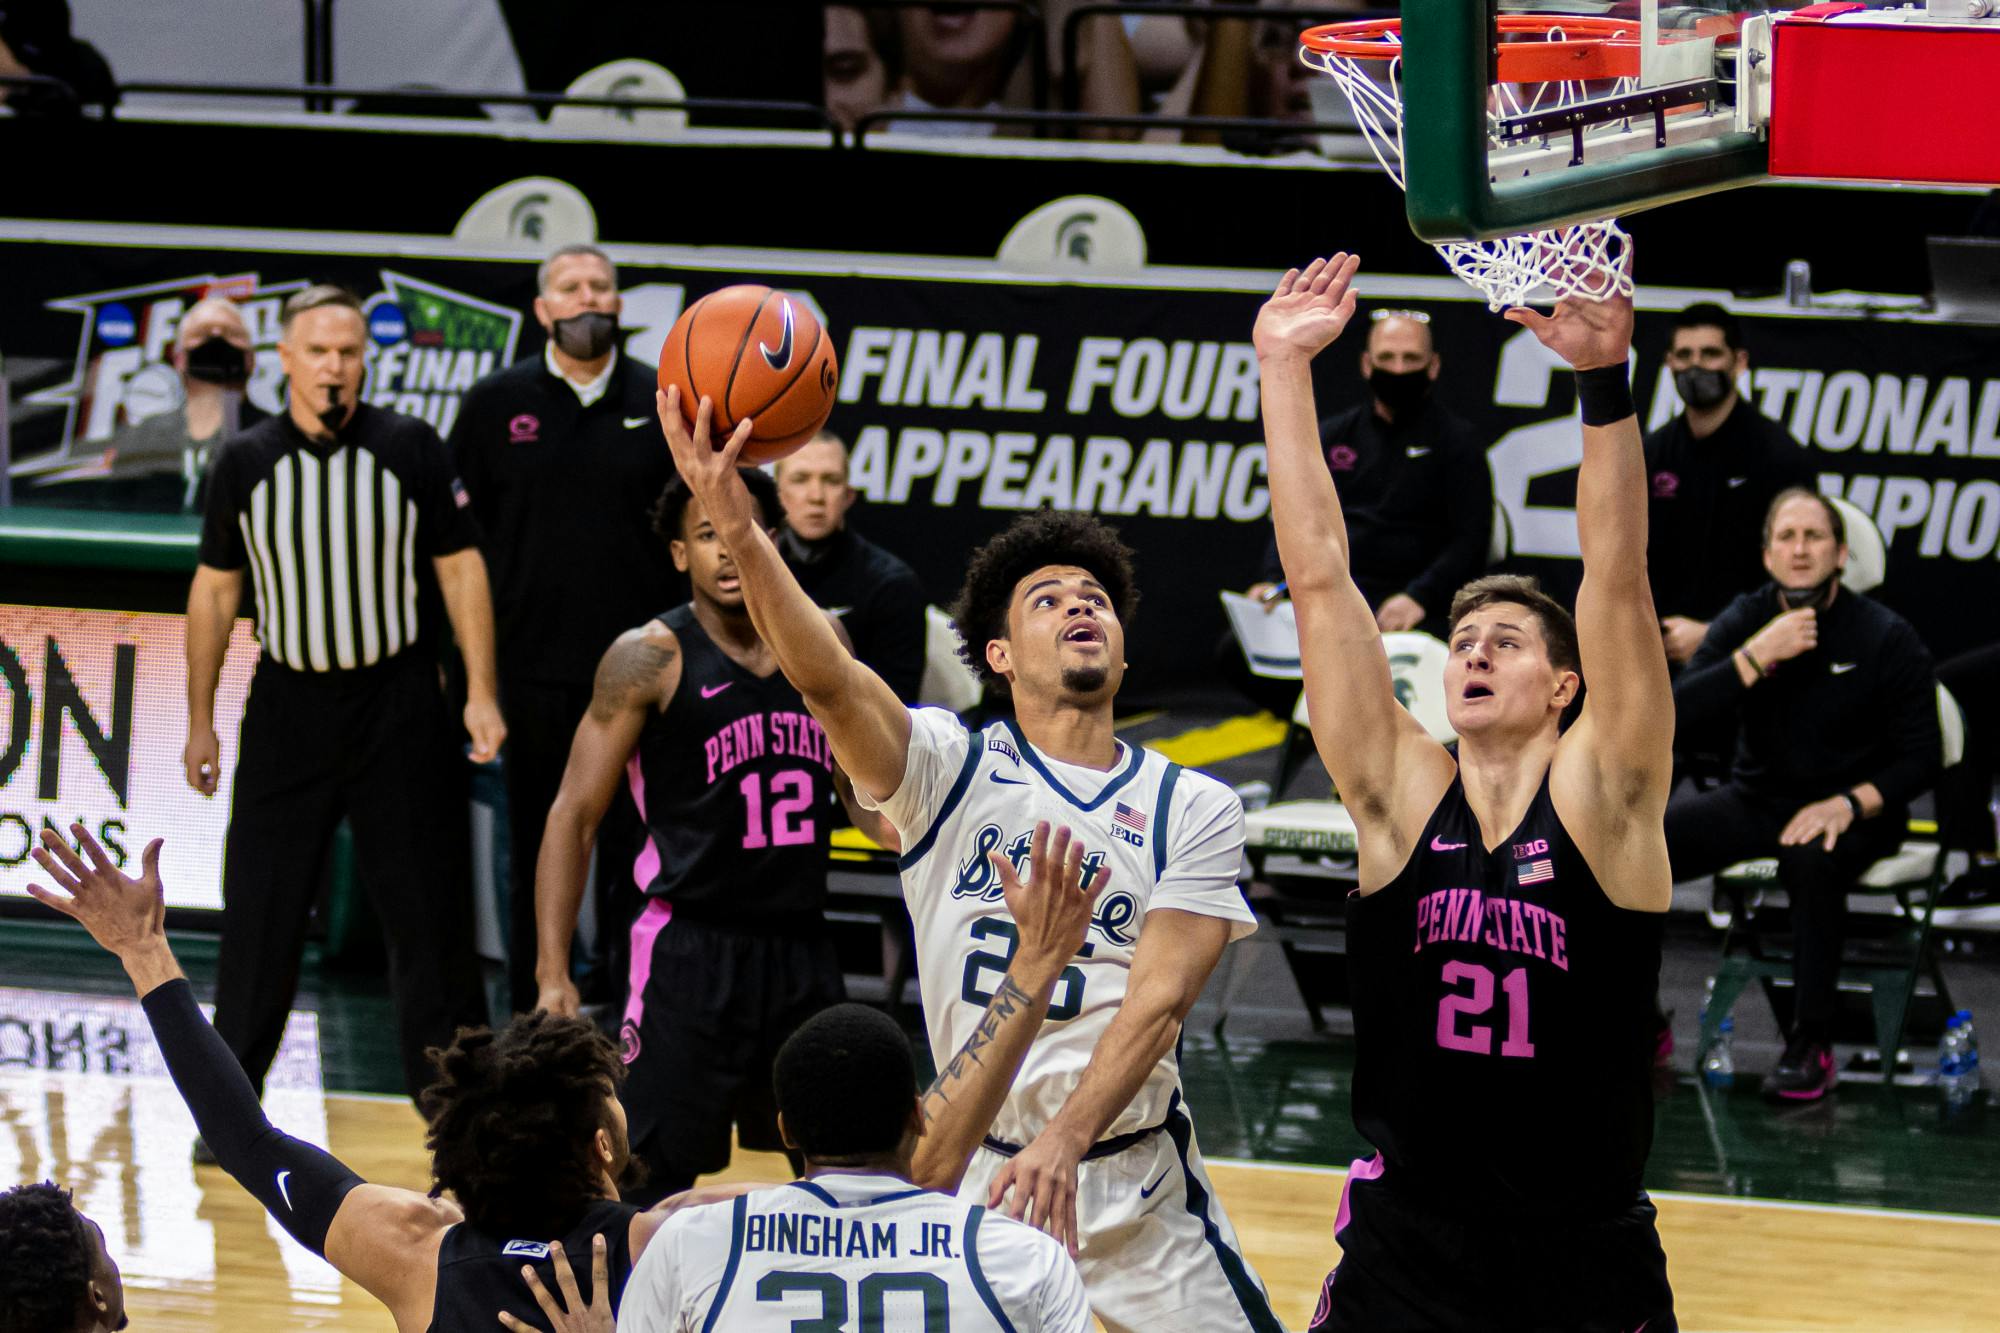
[619,903,845,1206]
[959,1093,1284,1333]
[1310,1154,1678,1333]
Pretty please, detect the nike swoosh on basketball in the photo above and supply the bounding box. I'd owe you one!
[1139,1168,1172,1199]
[701,682,733,698]
[760,297,796,371]
[624,416,651,429]
[276,1170,293,1211]
[989,773,1029,786]
[1406,446,1431,458]
[1830,662,1858,674]
[1430,835,1467,851]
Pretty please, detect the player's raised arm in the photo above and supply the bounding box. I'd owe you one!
[1505,280,1674,908]
[657,388,912,803]
[1254,256,1455,882]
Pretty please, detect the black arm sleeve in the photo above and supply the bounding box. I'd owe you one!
[1867,622,1943,808]
[140,979,363,1256]
[1673,597,1757,732]
[1405,423,1494,615]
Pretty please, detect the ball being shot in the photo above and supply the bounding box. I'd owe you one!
[656,284,839,464]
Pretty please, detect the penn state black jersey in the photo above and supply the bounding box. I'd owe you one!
[624,603,835,926]
[430,1199,638,1332]
[1345,774,1662,1220]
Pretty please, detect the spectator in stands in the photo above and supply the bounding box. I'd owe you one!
[874,3,1138,137]
[0,1182,125,1333]
[99,297,255,511]
[824,5,895,132]
[1245,308,1492,639]
[1665,488,1940,1102]
[1646,302,1815,664]
[451,243,674,1013]
[774,431,927,703]
[0,0,113,114]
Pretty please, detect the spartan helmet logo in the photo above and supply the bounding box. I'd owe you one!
[507,193,553,241]
[607,74,645,122]
[1054,212,1098,263]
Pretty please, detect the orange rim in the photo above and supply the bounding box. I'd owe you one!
[1301,15,1644,83]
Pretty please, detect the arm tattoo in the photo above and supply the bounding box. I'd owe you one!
[919,974,1036,1126]
[591,638,675,718]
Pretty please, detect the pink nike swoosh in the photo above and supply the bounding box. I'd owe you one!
[1430,836,1467,852]
[700,683,733,698]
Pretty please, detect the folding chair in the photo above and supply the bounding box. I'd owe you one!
[1696,684,1967,1073]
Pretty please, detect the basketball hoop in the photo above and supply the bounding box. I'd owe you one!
[1302,16,1643,309]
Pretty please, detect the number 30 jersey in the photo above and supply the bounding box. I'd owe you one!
[624,602,836,926]
[862,709,1257,1148]
[620,1173,1091,1332]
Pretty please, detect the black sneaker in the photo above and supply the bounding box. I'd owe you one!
[192,1135,219,1166]
[1939,861,2000,908]
[1766,1035,1837,1102]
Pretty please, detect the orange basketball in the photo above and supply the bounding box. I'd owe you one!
[657,285,839,465]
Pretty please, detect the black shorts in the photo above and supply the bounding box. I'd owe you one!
[1310,1155,1677,1333]
[618,903,845,1202]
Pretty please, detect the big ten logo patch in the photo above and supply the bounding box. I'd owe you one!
[951,823,1107,903]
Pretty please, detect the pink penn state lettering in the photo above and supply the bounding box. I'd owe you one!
[703,711,837,784]
[1412,886,1569,971]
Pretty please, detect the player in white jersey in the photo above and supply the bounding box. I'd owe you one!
[656,388,1282,1333]
[620,1003,1091,1332]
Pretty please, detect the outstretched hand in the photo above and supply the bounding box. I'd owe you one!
[1252,253,1362,364]
[989,821,1107,993]
[28,825,179,989]
[1502,287,1634,372]
[655,386,758,534]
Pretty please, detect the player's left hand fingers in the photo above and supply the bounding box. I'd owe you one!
[518,1263,563,1324]
[35,826,90,881]
[717,415,752,468]
[989,1159,1020,1213]
[1059,1174,1080,1257]
[590,1233,609,1308]
[547,1240,585,1313]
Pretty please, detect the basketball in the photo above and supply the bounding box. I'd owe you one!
[657,284,840,465]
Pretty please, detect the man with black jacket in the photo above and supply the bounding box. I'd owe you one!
[450,244,677,1012]
[1667,488,1941,1101]
[774,432,927,702]
[1246,309,1491,639]
[1646,303,1815,664]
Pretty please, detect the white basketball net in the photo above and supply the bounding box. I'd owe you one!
[1302,34,1636,310]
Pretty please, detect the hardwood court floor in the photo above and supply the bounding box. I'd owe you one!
[9,1084,1995,1333]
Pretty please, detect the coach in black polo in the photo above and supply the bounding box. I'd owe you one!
[450,244,677,1012]
[185,285,499,1108]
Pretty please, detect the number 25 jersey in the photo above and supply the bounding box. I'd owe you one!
[862,709,1257,1147]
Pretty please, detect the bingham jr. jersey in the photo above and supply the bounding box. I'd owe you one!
[862,709,1256,1147]
[619,1173,1090,1333]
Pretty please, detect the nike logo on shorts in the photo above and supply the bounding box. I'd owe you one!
[1830,662,1858,674]
[1406,446,1431,458]
[624,416,651,429]
[1430,835,1467,851]
[1727,476,1749,487]
[1139,1168,1172,1199]
[989,773,1029,786]
[276,1170,293,1211]
[701,682,734,698]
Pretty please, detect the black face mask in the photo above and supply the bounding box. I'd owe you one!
[184,335,249,386]
[1368,366,1433,417]
[1779,574,1838,611]
[551,310,619,360]
[1673,366,1734,410]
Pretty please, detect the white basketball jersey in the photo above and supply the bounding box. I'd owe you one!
[863,710,1256,1147]
[618,1173,1090,1333]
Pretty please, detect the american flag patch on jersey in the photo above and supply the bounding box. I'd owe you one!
[1112,802,1147,834]
[1519,858,1554,885]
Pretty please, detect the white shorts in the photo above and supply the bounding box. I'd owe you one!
[961,1096,1285,1333]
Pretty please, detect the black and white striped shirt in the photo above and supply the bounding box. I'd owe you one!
[199,404,479,672]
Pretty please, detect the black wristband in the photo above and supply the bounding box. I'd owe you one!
[1574,365,1635,427]
[1840,790,1864,819]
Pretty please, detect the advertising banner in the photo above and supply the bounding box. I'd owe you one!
[4,233,1996,689]
[0,605,258,912]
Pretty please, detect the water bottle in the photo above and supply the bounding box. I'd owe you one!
[1703,1016,1736,1090]
[1939,1012,1979,1115]
[1784,259,1813,308]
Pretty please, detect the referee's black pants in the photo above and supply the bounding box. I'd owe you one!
[213,653,488,1101]
[499,673,643,1014]
[1666,781,1905,1038]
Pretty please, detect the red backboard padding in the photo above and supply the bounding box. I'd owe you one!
[1769,20,2000,186]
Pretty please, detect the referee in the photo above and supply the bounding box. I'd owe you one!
[450,244,677,1012]
[184,285,498,1108]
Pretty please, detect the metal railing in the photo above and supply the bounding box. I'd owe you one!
[1058,3,1385,112]
[851,104,1355,149]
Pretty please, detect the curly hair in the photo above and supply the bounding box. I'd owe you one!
[0,1182,92,1333]
[420,1012,627,1239]
[650,467,781,544]
[947,509,1139,694]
